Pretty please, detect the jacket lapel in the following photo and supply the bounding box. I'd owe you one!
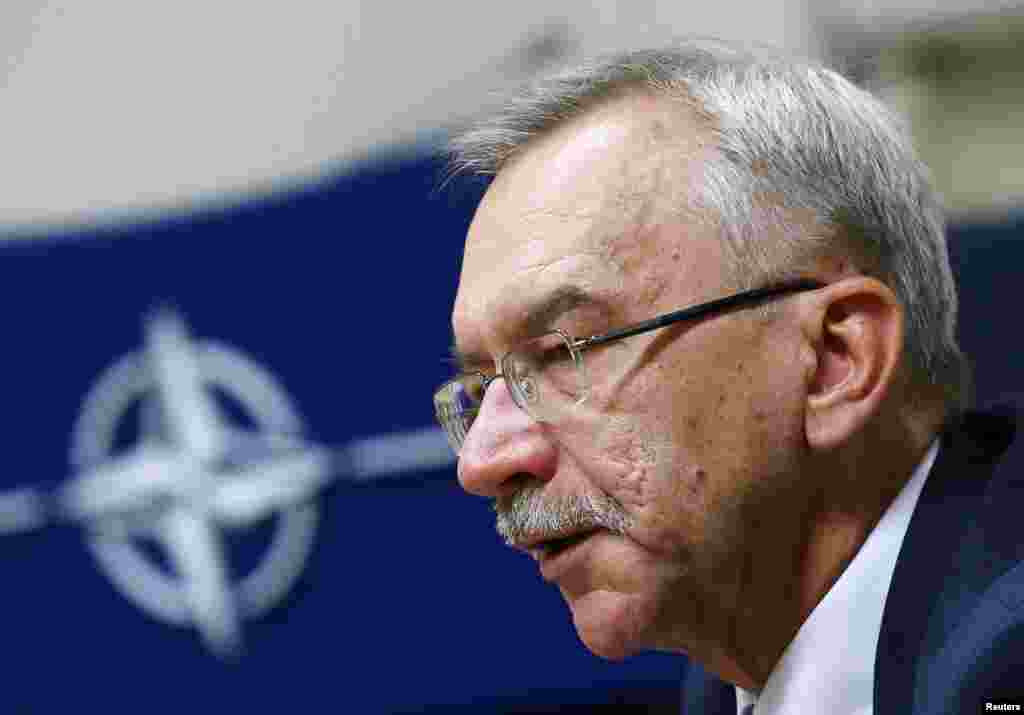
[683,661,736,715]
[873,407,1017,714]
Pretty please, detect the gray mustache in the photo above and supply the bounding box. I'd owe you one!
[494,486,632,546]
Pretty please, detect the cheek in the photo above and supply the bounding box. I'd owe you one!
[582,417,664,507]
[581,418,706,553]
[594,432,657,508]
[662,335,804,478]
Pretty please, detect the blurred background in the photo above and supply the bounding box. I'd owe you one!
[1,1,1022,712]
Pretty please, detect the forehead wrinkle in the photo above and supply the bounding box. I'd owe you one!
[499,205,614,283]
[488,259,617,331]
[453,254,617,364]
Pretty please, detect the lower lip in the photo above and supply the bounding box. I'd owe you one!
[538,532,599,582]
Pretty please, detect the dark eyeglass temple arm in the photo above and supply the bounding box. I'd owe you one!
[572,279,826,351]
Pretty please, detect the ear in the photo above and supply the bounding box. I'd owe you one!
[799,276,904,451]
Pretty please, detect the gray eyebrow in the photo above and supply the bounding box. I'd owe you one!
[521,284,597,336]
[450,284,606,372]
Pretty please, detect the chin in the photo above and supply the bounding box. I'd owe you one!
[567,589,655,661]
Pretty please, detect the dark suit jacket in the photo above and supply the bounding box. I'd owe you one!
[683,406,1024,714]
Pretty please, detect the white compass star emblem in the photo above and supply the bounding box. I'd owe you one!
[60,310,334,656]
[0,310,455,658]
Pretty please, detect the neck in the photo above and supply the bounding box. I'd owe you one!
[711,407,941,691]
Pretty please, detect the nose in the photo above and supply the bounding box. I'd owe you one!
[457,376,557,498]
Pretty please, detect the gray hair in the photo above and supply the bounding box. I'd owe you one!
[445,38,972,415]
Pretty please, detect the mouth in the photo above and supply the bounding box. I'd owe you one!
[524,530,597,561]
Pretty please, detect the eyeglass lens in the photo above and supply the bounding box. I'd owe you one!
[434,332,585,454]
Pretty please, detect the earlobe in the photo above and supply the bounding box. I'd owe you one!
[802,278,904,451]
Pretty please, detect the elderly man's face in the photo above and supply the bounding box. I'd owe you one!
[451,94,810,663]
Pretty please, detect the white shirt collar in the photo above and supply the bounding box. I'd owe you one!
[735,437,941,715]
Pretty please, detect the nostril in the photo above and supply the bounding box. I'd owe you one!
[498,473,533,498]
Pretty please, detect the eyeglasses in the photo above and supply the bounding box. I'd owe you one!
[434,279,825,454]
